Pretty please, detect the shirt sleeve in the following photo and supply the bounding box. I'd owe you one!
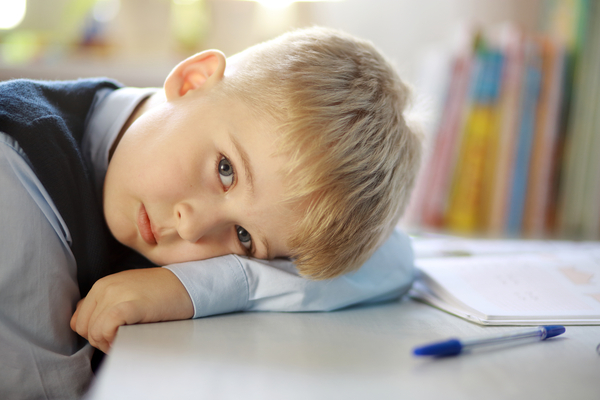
[164,228,415,319]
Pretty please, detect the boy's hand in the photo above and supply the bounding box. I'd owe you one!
[70,268,193,353]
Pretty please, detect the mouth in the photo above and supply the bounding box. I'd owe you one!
[138,204,157,245]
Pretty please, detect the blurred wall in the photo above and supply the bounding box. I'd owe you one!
[311,0,542,82]
[205,0,542,83]
[0,0,542,87]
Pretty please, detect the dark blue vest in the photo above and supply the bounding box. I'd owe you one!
[0,78,154,296]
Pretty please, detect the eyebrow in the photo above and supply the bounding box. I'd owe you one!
[228,132,271,260]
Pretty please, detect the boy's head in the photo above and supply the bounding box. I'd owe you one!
[103,26,421,278]
[222,27,422,278]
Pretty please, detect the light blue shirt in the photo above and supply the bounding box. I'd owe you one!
[3,86,416,319]
[0,131,92,399]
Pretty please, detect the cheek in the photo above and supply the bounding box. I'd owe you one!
[102,186,136,246]
[113,147,186,201]
[103,154,148,245]
[140,164,195,202]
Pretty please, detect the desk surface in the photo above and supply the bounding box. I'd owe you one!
[87,299,600,400]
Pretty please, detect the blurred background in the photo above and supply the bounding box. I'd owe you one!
[0,0,541,86]
[2,0,597,241]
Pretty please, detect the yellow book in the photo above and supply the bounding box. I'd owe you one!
[446,106,494,232]
[445,49,504,234]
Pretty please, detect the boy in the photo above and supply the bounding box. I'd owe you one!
[0,27,420,399]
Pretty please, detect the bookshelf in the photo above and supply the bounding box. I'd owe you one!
[405,0,600,241]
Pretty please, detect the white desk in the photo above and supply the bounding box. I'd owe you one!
[87,298,600,400]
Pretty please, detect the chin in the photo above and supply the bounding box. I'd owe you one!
[135,248,161,265]
[146,251,210,267]
[116,238,162,266]
[140,250,177,267]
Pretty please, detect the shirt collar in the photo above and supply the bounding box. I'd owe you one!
[82,86,158,199]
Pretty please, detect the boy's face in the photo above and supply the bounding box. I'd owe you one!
[103,65,295,266]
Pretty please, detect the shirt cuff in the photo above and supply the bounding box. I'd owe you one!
[164,255,249,319]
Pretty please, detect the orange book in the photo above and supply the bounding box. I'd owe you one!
[523,37,565,237]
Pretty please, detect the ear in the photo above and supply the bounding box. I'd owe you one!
[164,50,227,100]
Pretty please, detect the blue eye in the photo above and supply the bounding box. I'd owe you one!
[218,157,234,188]
[236,225,252,250]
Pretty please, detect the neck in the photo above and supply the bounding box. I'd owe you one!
[108,89,166,160]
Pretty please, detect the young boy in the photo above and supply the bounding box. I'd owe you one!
[0,27,420,399]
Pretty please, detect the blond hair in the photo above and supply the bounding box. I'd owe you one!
[222,27,422,279]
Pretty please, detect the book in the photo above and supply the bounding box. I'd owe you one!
[576,0,600,239]
[505,39,542,235]
[445,45,504,233]
[522,37,566,237]
[412,1,600,241]
[485,24,525,234]
[419,49,474,228]
[556,0,594,238]
[410,237,600,325]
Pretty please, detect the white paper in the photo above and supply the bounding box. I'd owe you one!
[411,245,600,325]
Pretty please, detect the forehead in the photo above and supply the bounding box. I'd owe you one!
[193,87,273,132]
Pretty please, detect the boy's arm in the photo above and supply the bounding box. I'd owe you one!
[71,229,415,352]
[166,228,415,318]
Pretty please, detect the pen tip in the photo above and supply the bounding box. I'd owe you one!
[413,339,463,357]
[544,325,566,339]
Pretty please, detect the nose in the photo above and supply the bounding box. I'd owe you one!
[175,201,228,243]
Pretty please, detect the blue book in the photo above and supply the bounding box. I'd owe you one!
[506,40,542,235]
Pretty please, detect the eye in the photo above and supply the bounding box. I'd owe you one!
[218,156,234,189]
[236,225,252,250]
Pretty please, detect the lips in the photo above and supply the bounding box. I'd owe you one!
[138,204,157,245]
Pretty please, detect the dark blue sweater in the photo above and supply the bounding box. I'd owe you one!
[0,78,153,296]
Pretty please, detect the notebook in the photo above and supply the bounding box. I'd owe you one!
[409,237,600,325]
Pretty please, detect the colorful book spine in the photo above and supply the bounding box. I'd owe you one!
[445,46,504,234]
[420,51,473,228]
[522,37,565,237]
[557,0,595,238]
[575,0,600,238]
[506,40,542,235]
[486,25,525,235]
[412,0,599,240]
[543,0,590,236]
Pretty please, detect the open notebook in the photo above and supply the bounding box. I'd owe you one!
[409,237,600,325]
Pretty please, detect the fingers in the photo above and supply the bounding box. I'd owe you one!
[70,283,118,352]
[71,297,121,353]
[87,311,120,353]
[69,268,194,353]
[87,301,144,353]
[69,299,82,332]
[71,294,145,352]
[71,296,97,342]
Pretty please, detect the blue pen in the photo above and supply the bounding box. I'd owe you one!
[413,325,566,357]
